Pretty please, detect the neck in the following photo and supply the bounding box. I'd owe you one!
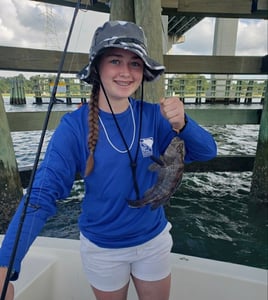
[98,92,130,113]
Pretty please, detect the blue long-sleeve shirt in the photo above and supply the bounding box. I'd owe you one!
[0,98,217,279]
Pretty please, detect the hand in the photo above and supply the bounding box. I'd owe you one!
[160,97,185,132]
[0,268,14,300]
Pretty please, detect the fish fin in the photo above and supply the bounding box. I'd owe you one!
[127,198,147,208]
[150,198,171,210]
[148,162,163,172]
[150,155,164,166]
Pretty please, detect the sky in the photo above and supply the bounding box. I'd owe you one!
[0,0,267,78]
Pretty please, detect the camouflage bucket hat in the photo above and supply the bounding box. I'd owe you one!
[78,20,165,83]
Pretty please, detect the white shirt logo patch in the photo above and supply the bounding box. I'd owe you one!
[140,137,153,157]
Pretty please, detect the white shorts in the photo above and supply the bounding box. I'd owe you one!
[80,222,173,291]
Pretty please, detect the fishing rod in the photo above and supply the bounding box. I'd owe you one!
[0,1,81,299]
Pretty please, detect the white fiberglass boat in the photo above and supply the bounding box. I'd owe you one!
[0,235,267,300]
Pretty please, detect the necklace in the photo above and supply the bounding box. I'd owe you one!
[98,103,136,153]
[97,76,144,200]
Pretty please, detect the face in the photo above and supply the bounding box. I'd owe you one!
[98,48,144,104]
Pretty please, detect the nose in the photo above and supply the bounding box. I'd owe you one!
[119,63,131,77]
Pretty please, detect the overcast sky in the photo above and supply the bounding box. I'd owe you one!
[0,0,267,78]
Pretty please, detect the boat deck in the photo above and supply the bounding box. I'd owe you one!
[0,236,265,300]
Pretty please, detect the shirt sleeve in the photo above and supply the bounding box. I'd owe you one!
[0,111,84,279]
[178,114,217,163]
[154,102,217,163]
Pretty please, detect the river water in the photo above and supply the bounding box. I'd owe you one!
[3,96,267,270]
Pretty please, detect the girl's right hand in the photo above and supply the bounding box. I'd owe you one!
[0,268,14,300]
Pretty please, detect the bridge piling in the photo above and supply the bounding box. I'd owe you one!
[0,93,22,232]
[250,81,268,203]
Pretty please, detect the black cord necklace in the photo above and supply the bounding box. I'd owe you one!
[98,78,144,200]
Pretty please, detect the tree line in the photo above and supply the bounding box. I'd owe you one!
[0,73,93,96]
[0,74,50,94]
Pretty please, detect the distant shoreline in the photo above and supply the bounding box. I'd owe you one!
[2,93,35,97]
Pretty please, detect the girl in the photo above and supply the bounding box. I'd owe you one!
[0,21,217,300]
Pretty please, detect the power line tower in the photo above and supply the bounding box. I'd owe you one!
[43,4,62,50]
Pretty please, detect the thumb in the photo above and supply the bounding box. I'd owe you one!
[159,97,165,105]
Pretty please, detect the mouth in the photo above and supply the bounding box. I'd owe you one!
[114,80,133,86]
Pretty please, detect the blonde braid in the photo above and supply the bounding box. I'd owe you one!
[85,81,100,176]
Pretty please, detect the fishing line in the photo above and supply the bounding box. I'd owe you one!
[0,1,81,299]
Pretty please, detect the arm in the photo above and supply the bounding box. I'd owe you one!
[178,115,217,163]
[0,111,83,279]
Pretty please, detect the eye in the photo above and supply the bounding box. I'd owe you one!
[110,59,120,65]
[131,60,143,68]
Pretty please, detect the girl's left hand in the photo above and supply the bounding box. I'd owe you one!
[160,97,185,133]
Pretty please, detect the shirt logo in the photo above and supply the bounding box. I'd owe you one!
[140,137,153,157]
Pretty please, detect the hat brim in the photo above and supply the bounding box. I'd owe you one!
[77,45,165,84]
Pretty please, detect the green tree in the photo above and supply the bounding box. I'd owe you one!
[171,74,208,96]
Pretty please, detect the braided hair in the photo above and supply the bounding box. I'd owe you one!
[85,80,100,176]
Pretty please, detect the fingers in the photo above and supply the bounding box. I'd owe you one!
[160,97,185,131]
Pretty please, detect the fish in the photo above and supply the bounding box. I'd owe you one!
[128,136,185,210]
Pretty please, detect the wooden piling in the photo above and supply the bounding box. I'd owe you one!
[245,80,254,104]
[10,77,26,105]
[65,78,72,105]
[261,84,266,104]
[33,78,43,104]
[195,79,202,104]
[207,79,217,103]
[178,79,185,102]
[110,0,134,21]
[80,80,87,103]
[134,0,165,102]
[250,81,268,203]
[110,0,164,102]
[0,93,22,233]
[234,80,242,103]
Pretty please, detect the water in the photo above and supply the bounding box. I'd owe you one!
[3,97,267,270]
